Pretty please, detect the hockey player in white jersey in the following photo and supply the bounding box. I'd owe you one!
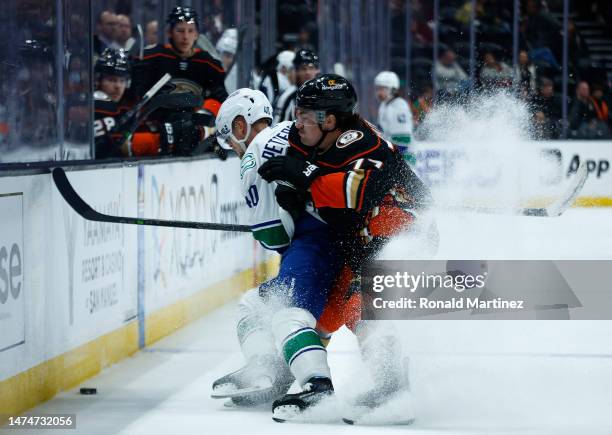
[210,88,344,411]
[375,71,415,164]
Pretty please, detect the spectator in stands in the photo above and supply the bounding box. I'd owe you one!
[144,21,159,48]
[94,10,119,56]
[479,51,513,90]
[116,14,135,51]
[297,24,317,52]
[435,48,468,99]
[410,17,433,45]
[455,0,486,25]
[412,84,433,127]
[591,84,611,126]
[515,50,537,98]
[522,0,562,68]
[530,77,561,138]
[569,81,610,139]
[532,110,557,140]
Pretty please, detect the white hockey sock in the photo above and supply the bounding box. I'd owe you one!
[355,320,407,390]
[237,288,277,361]
[272,307,331,386]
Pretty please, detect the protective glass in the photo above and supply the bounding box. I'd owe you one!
[294,108,321,127]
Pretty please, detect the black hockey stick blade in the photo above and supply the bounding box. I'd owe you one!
[52,167,251,232]
[447,162,588,217]
[519,161,588,217]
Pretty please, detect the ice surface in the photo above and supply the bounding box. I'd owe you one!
[10,208,612,435]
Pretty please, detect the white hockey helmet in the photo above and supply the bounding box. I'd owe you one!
[215,88,273,152]
[374,71,400,90]
[215,28,238,55]
[277,50,295,71]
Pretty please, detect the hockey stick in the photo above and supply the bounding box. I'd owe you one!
[114,73,172,134]
[447,162,588,217]
[52,167,251,232]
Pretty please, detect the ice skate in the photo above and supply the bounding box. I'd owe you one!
[271,377,334,422]
[211,355,294,406]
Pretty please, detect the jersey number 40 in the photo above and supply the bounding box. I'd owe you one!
[245,185,259,208]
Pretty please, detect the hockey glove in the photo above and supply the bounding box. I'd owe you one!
[258,155,321,190]
[275,183,308,221]
[161,116,199,156]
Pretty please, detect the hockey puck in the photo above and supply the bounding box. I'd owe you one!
[79,387,97,395]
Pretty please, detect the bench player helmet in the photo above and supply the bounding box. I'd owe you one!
[95,48,131,79]
[293,49,319,69]
[215,88,273,152]
[374,71,400,90]
[166,6,199,30]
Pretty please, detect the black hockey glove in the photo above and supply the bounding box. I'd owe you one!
[258,155,321,190]
[275,183,308,221]
[161,116,199,156]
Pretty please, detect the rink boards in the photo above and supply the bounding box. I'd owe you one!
[411,140,612,207]
[0,157,278,419]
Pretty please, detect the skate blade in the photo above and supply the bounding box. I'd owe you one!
[211,383,273,399]
[343,416,415,426]
[272,396,341,424]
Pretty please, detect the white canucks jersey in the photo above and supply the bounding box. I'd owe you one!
[377,96,413,146]
[240,121,295,251]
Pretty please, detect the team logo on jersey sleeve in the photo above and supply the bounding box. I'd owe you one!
[336,130,363,148]
[240,153,256,179]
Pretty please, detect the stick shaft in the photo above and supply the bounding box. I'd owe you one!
[52,167,251,232]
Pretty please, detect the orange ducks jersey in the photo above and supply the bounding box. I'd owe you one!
[287,118,430,250]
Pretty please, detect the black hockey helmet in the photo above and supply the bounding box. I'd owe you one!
[293,49,319,68]
[166,6,199,30]
[95,48,131,78]
[19,39,52,61]
[296,74,357,114]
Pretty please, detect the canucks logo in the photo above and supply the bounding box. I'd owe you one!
[240,153,256,179]
[220,124,230,135]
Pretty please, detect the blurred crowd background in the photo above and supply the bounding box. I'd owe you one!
[0,0,611,164]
